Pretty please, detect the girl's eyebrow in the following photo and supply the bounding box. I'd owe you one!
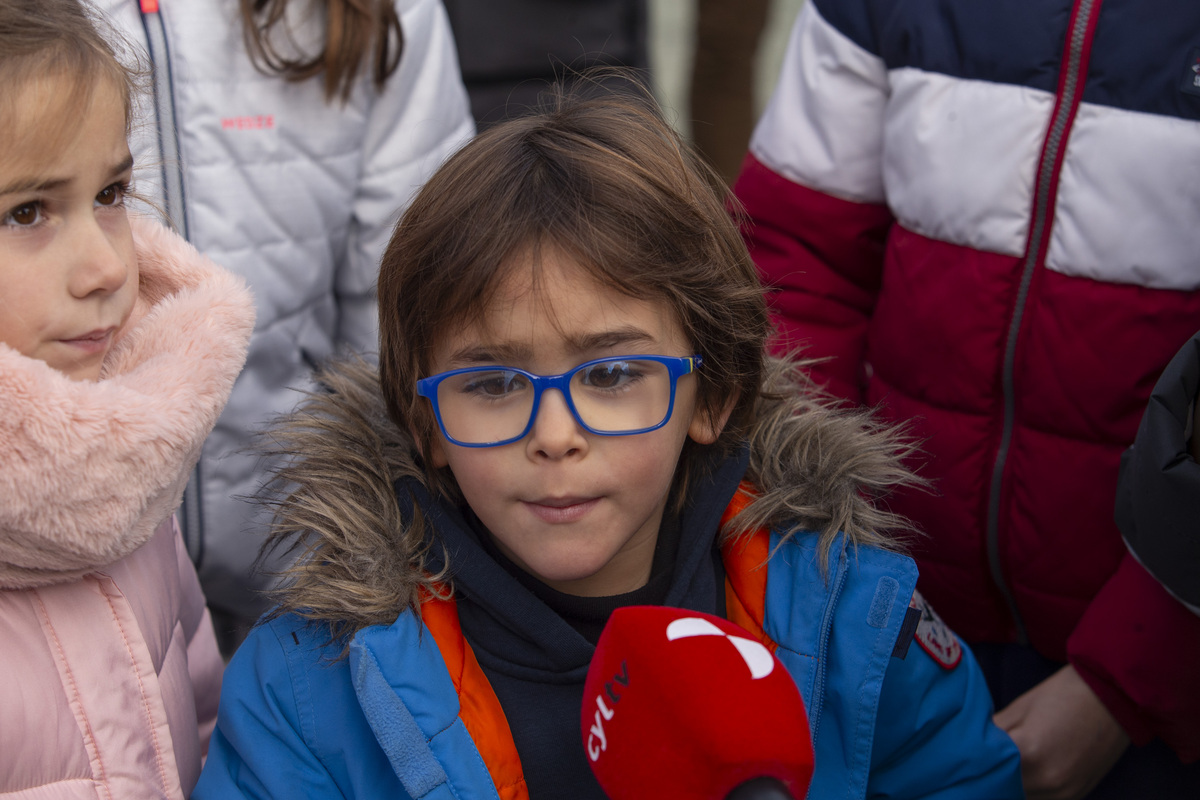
[0,175,69,197]
[109,153,135,179]
[0,153,134,198]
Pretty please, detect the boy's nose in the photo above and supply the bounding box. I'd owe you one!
[527,388,588,460]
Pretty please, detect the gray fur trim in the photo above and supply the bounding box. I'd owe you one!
[256,359,448,647]
[732,357,924,571]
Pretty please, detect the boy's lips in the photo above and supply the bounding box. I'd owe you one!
[523,496,601,524]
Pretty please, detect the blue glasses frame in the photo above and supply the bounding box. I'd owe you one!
[416,354,703,448]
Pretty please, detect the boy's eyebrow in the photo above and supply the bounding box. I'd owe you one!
[0,154,134,198]
[563,327,659,353]
[443,327,661,367]
[445,343,536,366]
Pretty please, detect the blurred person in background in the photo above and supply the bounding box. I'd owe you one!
[443,0,648,128]
[98,0,474,654]
[734,1,1200,797]
[689,0,770,185]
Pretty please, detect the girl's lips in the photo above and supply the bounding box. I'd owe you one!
[59,328,114,354]
[523,496,601,524]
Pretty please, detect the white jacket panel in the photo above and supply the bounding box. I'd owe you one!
[97,0,475,615]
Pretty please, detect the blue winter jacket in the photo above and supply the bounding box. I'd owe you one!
[195,528,1021,799]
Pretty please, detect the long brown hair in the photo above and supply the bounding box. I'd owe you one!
[377,75,771,503]
[239,0,403,103]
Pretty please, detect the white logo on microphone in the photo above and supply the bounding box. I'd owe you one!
[666,617,775,679]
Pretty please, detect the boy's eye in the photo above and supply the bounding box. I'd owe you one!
[579,361,640,390]
[463,371,528,397]
[3,202,42,227]
[95,182,127,207]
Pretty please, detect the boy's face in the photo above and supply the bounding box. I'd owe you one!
[0,76,137,382]
[427,248,726,597]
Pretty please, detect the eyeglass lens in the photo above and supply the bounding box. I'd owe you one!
[435,358,675,444]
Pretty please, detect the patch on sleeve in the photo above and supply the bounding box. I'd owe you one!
[910,590,962,670]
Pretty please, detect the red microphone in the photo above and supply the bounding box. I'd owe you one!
[582,606,814,800]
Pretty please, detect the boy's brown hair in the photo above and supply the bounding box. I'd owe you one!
[377,76,771,501]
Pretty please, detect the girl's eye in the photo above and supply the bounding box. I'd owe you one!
[3,202,42,227]
[95,182,128,208]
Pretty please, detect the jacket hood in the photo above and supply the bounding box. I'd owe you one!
[0,215,254,589]
[260,356,920,638]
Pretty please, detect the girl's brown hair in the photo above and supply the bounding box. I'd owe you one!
[239,0,403,103]
[377,75,771,501]
[0,0,139,154]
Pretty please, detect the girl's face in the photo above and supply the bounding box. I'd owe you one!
[0,76,136,382]
[425,248,728,597]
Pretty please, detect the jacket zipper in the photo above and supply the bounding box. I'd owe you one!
[138,0,189,238]
[139,0,202,563]
[985,0,1103,646]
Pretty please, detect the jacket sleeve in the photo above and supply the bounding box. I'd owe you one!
[1113,330,1200,614]
[337,0,476,352]
[1067,556,1200,761]
[868,633,1024,799]
[732,0,894,403]
[173,517,224,756]
[193,620,348,799]
[1067,330,1200,761]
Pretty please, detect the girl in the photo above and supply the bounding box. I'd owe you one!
[196,81,1021,799]
[0,1,254,796]
[94,0,475,651]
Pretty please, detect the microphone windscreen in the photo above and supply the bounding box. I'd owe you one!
[582,606,814,800]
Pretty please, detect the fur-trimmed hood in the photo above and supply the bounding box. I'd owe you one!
[260,356,920,637]
[0,216,254,590]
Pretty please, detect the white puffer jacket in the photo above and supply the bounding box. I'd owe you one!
[0,217,254,798]
[96,0,474,618]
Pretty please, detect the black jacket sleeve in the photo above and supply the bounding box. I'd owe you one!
[1115,330,1200,614]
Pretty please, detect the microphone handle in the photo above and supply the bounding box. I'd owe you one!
[724,776,798,800]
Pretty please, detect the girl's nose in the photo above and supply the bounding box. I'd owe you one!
[527,388,589,460]
[69,220,131,298]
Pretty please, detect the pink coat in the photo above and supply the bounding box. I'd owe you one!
[0,217,254,798]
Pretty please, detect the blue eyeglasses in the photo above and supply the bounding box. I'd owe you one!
[416,354,702,447]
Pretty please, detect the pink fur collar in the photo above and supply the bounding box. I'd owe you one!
[0,216,254,590]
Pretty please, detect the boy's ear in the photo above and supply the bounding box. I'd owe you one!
[688,393,738,445]
[429,435,449,468]
[412,421,450,468]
